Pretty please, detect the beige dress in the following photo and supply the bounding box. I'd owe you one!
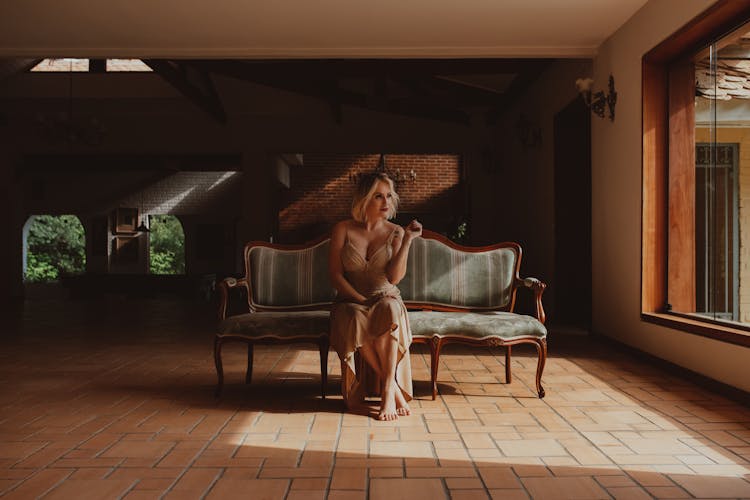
[330,229,413,407]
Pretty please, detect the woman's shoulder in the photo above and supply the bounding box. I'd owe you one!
[331,219,355,238]
[386,221,404,237]
[386,221,403,232]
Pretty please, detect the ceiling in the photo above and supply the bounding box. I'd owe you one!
[0,0,649,59]
[0,1,651,127]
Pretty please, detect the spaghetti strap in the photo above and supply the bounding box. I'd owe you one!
[387,227,398,245]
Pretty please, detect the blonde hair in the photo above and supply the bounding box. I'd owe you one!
[351,173,400,222]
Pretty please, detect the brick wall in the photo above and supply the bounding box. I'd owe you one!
[278,154,463,242]
[118,171,242,216]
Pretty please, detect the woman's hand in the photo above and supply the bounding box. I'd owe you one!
[403,219,423,241]
[361,290,399,307]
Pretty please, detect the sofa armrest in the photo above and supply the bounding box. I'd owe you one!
[515,277,547,325]
[217,277,250,321]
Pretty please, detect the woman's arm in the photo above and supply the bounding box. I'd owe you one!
[329,221,367,303]
[386,220,422,285]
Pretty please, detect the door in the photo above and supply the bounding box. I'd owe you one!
[553,97,592,330]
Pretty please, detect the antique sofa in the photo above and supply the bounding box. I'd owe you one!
[215,230,547,399]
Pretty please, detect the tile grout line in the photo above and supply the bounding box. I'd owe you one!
[160,405,240,499]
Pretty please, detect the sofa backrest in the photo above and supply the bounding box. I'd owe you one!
[399,231,521,311]
[243,230,522,312]
[245,238,335,310]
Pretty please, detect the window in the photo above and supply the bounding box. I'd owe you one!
[30,59,152,72]
[148,215,185,275]
[105,59,152,72]
[23,215,86,282]
[642,1,750,345]
[31,58,89,72]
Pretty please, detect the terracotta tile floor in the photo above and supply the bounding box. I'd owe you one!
[1,297,750,499]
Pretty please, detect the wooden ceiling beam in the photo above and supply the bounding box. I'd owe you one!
[485,61,552,125]
[197,60,469,125]
[193,60,368,106]
[143,59,227,124]
[0,58,43,81]
[429,76,506,101]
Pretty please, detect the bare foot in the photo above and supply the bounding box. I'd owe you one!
[395,388,411,416]
[378,381,398,421]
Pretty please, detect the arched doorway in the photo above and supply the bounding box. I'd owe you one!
[148,215,185,275]
[23,215,86,282]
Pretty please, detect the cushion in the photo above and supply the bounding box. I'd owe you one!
[399,238,517,309]
[247,240,336,308]
[408,310,546,340]
[218,310,330,339]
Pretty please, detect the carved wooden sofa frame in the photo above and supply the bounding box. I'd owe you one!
[403,231,547,399]
[214,230,547,399]
[215,236,332,398]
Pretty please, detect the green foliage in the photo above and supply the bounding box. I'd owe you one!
[149,215,185,275]
[25,215,86,283]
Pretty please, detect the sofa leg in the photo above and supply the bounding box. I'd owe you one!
[430,337,442,400]
[319,336,329,399]
[505,345,512,383]
[535,338,547,398]
[214,336,224,398]
[246,343,254,384]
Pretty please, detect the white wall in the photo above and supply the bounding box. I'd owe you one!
[592,0,750,391]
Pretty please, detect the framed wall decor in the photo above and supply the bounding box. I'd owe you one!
[114,208,138,234]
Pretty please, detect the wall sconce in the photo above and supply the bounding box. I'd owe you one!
[349,154,417,185]
[576,75,617,122]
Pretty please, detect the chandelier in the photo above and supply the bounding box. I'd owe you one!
[35,60,106,145]
[349,154,417,185]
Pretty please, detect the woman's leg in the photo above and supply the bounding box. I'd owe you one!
[374,329,410,416]
[358,341,383,379]
[394,384,411,416]
[358,341,385,402]
[373,327,400,420]
[360,332,411,417]
[368,296,412,419]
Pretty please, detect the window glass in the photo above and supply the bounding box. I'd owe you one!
[30,59,152,72]
[691,22,750,325]
[31,59,89,72]
[148,215,185,275]
[24,215,86,282]
[106,59,152,72]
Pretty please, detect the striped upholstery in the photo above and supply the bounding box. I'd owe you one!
[245,235,517,310]
[247,240,335,309]
[399,237,517,309]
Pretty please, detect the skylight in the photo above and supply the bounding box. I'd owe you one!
[30,59,152,72]
[31,59,88,72]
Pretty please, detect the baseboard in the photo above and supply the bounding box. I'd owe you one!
[593,331,750,407]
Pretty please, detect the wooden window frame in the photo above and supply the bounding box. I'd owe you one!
[642,0,750,348]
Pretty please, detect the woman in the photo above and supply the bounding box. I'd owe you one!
[329,172,422,421]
